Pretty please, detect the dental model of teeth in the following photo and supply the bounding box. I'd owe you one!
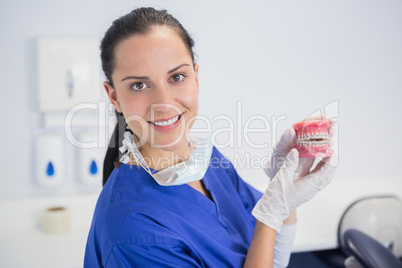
[152,115,180,126]
[293,120,332,158]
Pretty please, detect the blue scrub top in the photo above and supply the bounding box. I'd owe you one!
[84,146,263,267]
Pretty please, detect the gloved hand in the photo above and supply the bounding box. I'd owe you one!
[253,148,337,232]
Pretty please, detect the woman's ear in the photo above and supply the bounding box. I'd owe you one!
[194,63,199,93]
[104,81,122,113]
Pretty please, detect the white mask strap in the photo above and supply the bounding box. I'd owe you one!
[119,131,153,175]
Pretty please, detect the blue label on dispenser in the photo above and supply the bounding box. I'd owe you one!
[90,160,98,175]
[46,162,55,176]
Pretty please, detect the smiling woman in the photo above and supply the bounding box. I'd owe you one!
[100,9,199,177]
[105,27,199,163]
[84,7,337,268]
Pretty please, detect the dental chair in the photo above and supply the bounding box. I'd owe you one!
[313,196,402,268]
[343,229,401,268]
[338,196,402,268]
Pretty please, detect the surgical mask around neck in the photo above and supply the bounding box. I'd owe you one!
[119,131,214,186]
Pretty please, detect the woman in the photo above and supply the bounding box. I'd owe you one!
[84,7,336,267]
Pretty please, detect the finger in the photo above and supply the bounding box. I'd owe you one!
[329,137,336,147]
[311,158,326,173]
[325,150,339,168]
[277,149,299,180]
[281,128,296,144]
[328,118,338,125]
[311,150,338,174]
[276,128,296,151]
[329,128,337,137]
[300,155,337,191]
[329,121,337,135]
[328,122,338,147]
[264,129,296,179]
[295,157,315,178]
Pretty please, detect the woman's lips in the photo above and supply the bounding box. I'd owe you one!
[147,113,184,132]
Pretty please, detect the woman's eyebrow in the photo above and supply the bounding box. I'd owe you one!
[121,75,150,82]
[167,63,190,74]
[120,64,190,82]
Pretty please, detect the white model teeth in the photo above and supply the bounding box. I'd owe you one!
[298,132,329,140]
[295,140,329,146]
[295,130,330,146]
[153,115,179,126]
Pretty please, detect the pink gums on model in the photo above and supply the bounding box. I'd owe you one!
[293,120,332,158]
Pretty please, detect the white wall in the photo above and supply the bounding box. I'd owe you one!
[1,0,401,198]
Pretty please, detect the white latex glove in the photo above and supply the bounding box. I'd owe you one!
[263,128,296,180]
[253,148,337,232]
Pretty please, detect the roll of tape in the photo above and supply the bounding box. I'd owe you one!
[42,206,70,234]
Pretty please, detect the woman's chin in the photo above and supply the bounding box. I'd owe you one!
[151,137,188,151]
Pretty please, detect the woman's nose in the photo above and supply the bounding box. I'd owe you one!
[152,84,176,113]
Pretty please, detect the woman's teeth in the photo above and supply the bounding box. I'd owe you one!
[152,115,180,126]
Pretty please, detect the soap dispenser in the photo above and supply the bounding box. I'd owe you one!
[78,130,105,185]
[36,133,64,187]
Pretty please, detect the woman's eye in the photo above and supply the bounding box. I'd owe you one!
[131,82,149,91]
[170,74,186,83]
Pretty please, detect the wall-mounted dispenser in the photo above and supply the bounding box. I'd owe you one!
[37,36,101,112]
[36,133,64,187]
[78,130,105,185]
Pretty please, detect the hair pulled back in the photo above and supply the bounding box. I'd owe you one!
[102,7,196,186]
[101,7,195,88]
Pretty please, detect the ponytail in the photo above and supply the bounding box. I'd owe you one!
[102,110,129,186]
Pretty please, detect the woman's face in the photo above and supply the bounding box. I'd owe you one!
[105,27,199,152]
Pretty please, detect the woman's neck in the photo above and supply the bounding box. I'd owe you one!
[128,139,195,171]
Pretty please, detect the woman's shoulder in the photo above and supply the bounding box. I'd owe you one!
[97,166,185,230]
[98,165,153,205]
[93,165,159,221]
